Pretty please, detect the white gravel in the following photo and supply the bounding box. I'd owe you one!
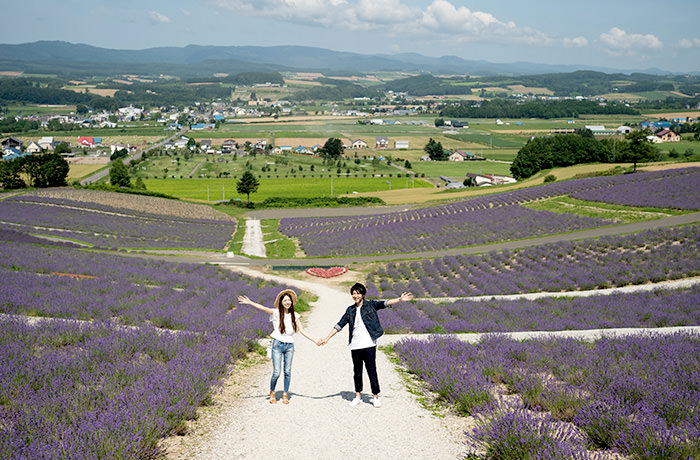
[240,219,266,258]
[164,267,470,459]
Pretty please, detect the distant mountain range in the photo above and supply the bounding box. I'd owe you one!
[0,41,682,78]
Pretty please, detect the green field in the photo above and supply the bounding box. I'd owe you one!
[410,160,513,179]
[144,176,432,201]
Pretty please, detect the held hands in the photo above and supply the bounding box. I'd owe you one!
[316,338,328,346]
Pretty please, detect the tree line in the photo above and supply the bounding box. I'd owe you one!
[510,129,660,179]
[0,153,69,189]
[440,99,639,119]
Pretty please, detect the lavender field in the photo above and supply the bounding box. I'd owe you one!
[279,167,699,257]
[0,193,236,250]
[393,332,700,458]
[0,235,291,458]
[367,224,700,298]
[380,285,700,333]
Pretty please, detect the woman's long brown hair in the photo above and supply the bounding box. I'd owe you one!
[277,293,297,334]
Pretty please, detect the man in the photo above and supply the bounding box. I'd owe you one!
[319,283,413,407]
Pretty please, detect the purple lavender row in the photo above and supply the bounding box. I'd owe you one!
[2,221,227,250]
[570,169,700,210]
[278,167,699,257]
[0,318,247,459]
[0,268,274,337]
[379,285,700,333]
[368,224,700,297]
[393,332,700,458]
[0,228,83,248]
[0,240,259,290]
[0,200,235,250]
[280,205,612,256]
[10,195,234,224]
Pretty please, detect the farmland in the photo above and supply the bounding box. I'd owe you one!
[2,68,700,457]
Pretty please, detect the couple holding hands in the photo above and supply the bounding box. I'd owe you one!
[237,283,413,407]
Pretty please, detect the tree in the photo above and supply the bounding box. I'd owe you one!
[109,160,131,187]
[54,142,71,155]
[424,138,447,161]
[237,170,259,204]
[319,137,343,159]
[0,159,26,189]
[620,129,659,172]
[20,153,69,188]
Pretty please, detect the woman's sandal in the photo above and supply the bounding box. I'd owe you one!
[282,393,289,404]
[270,391,277,404]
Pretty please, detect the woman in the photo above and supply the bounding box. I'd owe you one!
[318,282,413,408]
[238,289,317,404]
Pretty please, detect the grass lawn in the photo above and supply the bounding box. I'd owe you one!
[144,176,432,202]
[410,160,513,179]
[67,164,106,181]
[523,196,689,224]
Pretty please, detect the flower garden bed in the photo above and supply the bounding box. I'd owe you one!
[393,332,699,458]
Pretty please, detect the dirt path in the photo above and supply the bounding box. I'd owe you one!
[163,267,471,459]
[240,219,266,258]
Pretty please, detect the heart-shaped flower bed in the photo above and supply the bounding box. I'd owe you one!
[305,266,348,278]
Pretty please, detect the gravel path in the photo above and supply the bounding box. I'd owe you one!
[164,267,471,459]
[240,219,266,257]
[161,268,699,460]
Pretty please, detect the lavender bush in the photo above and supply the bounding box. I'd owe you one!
[368,224,700,298]
[0,195,236,250]
[0,318,238,458]
[393,332,700,458]
[279,167,699,257]
[0,237,295,458]
[379,285,700,333]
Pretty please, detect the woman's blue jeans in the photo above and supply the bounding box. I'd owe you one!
[270,339,294,393]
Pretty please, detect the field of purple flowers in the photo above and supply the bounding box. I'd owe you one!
[0,194,236,250]
[367,224,700,298]
[279,167,699,257]
[380,285,700,333]
[393,332,699,458]
[0,236,289,458]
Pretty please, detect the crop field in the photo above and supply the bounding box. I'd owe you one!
[278,167,700,257]
[381,286,700,333]
[393,333,699,458]
[0,191,236,250]
[1,154,698,457]
[66,163,105,181]
[0,232,291,457]
[368,224,700,298]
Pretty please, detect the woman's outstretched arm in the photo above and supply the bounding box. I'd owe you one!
[237,295,275,315]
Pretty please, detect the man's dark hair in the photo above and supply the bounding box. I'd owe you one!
[350,283,366,296]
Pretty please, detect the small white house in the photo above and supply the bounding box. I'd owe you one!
[375,136,389,149]
[616,126,632,135]
[394,140,409,149]
[352,139,368,149]
[25,142,42,154]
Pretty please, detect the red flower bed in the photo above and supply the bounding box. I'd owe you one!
[305,266,347,278]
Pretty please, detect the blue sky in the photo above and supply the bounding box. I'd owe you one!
[3,0,699,73]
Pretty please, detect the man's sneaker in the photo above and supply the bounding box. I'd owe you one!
[372,397,381,408]
[349,397,362,407]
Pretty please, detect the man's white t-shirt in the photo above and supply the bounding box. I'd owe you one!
[270,310,300,343]
[349,305,376,350]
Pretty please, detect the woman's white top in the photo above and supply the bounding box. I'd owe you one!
[349,305,377,350]
[270,309,300,343]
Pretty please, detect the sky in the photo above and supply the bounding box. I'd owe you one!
[2,0,699,73]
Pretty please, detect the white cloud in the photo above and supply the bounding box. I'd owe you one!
[180,9,192,16]
[563,36,588,48]
[599,27,662,52]
[148,11,172,24]
[676,38,700,49]
[206,0,582,47]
